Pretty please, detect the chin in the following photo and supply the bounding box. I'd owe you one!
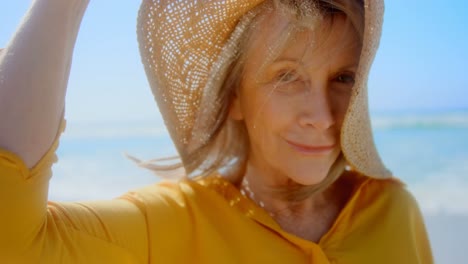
[280,149,341,186]
[287,167,331,186]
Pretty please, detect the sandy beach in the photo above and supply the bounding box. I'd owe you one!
[424,213,468,263]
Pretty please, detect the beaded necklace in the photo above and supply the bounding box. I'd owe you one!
[240,178,276,217]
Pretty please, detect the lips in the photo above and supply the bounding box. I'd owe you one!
[286,140,335,155]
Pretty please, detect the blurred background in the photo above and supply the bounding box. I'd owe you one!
[1,1,467,263]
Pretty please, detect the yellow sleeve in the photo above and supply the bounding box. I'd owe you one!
[0,119,148,263]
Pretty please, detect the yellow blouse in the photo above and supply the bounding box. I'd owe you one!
[0,123,433,263]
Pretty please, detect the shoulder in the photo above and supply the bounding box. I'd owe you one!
[116,179,205,253]
[340,171,425,232]
[335,172,433,263]
[120,179,195,213]
[119,177,226,217]
[360,174,421,216]
[341,170,417,211]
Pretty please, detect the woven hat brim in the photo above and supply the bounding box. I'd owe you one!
[341,0,392,178]
[137,0,393,179]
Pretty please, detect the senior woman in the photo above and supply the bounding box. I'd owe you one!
[0,0,432,263]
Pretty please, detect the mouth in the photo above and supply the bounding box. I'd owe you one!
[286,140,336,156]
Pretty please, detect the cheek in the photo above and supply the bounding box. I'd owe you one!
[330,92,351,126]
[254,96,294,130]
[242,96,292,151]
[242,89,287,127]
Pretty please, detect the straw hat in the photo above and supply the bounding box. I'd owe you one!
[137,0,392,179]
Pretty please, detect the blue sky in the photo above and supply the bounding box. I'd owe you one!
[1,0,467,127]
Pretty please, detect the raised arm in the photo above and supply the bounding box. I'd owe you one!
[0,0,89,168]
[0,3,152,262]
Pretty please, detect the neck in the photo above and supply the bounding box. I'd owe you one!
[238,163,352,242]
[239,163,336,219]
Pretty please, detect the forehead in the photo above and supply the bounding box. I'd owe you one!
[244,8,361,70]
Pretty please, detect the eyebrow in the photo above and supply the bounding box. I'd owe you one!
[270,58,303,65]
[334,63,359,71]
[261,59,304,74]
[267,56,360,77]
[273,56,358,66]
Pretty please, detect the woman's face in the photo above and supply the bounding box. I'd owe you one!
[229,10,361,186]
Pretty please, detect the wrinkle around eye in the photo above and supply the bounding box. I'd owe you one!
[271,79,308,95]
[275,70,301,83]
[263,60,306,83]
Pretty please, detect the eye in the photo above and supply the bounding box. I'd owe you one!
[275,70,300,83]
[271,70,307,95]
[334,72,355,84]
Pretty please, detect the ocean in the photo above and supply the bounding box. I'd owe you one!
[372,110,468,215]
[49,110,468,263]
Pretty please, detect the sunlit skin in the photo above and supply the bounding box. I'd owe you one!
[229,9,361,241]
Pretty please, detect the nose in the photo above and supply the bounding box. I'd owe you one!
[297,83,335,130]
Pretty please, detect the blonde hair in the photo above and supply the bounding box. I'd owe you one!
[135,0,364,199]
